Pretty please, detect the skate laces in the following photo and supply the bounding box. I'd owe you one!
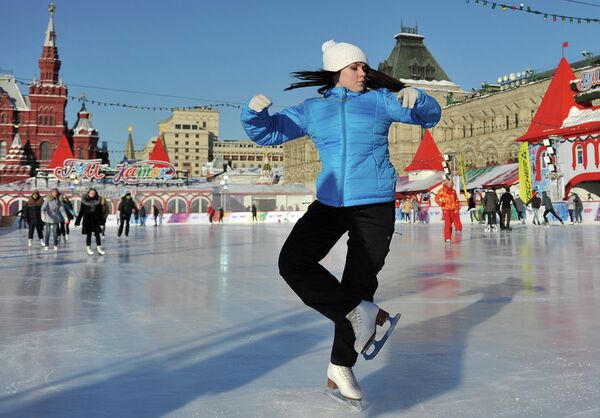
[338,366,357,386]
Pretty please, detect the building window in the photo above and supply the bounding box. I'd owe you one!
[482,120,486,134]
[175,124,181,129]
[40,141,51,160]
[192,125,198,130]
[506,115,510,130]
[195,141,199,145]
[49,115,54,125]
[515,114,519,128]
[185,149,189,152]
[195,135,199,139]
[462,126,466,138]
[203,122,207,128]
[0,113,6,123]
[182,124,190,130]
[0,140,7,159]
[167,198,187,214]
[540,151,548,169]
[175,141,179,145]
[576,145,584,164]
[175,134,179,138]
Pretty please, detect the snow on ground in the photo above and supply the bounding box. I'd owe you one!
[0,222,599,417]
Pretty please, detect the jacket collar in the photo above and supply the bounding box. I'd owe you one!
[323,86,365,99]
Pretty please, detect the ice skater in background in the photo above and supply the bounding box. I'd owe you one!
[75,188,105,256]
[117,192,138,239]
[435,178,462,242]
[541,191,564,226]
[100,197,110,236]
[26,191,44,247]
[241,39,441,409]
[58,195,75,242]
[41,188,67,252]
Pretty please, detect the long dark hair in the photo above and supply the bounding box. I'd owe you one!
[285,66,405,95]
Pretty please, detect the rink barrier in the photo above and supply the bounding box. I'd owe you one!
[2,202,600,228]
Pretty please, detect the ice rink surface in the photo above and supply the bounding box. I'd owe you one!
[0,222,599,418]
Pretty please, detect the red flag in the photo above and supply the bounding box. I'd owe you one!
[562,41,569,48]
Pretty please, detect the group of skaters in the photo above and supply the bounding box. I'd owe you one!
[429,178,586,243]
[469,188,584,231]
[18,188,163,256]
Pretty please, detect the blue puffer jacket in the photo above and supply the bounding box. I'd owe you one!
[241,87,441,207]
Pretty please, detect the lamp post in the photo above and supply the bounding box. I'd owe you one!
[220,174,229,212]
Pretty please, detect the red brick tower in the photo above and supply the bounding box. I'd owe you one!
[25,2,69,169]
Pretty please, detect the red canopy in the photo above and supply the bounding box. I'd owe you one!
[404,130,443,172]
[48,134,74,169]
[148,136,170,163]
[517,58,583,143]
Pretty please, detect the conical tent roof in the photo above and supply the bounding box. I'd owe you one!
[148,135,170,162]
[405,130,443,172]
[48,134,74,169]
[517,57,581,143]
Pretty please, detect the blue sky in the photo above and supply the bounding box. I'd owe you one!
[3,0,600,157]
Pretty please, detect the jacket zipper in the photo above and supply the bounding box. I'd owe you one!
[340,98,347,206]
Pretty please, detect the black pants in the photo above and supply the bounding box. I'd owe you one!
[501,207,512,229]
[486,211,496,226]
[28,222,43,239]
[86,231,102,246]
[544,208,563,224]
[278,200,395,367]
[58,222,69,237]
[118,216,130,237]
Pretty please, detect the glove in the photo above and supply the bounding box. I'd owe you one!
[397,87,419,109]
[248,94,272,112]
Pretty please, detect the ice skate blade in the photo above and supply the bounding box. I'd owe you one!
[362,313,401,361]
[325,390,362,412]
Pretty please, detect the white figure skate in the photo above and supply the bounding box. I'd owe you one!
[97,246,106,256]
[326,363,362,412]
[346,300,401,361]
[86,246,94,256]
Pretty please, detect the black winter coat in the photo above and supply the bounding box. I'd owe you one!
[118,198,138,219]
[483,192,499,212]
[75,196,104,234]
[25,197,44,225]
[499,192,515,210]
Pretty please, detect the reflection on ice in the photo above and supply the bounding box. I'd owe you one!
[0,223,599,417]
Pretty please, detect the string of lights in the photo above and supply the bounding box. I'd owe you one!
[13,78,243,111]
[465,0,600,23]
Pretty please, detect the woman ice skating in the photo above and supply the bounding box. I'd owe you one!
[435,178,462,242]
[41,188,67,252]
[101,197,110,236]
[25,190,45,247]
[483,189,499,232]
[59,195,75,242]
[241,39,441,407]
[75,188,105,256]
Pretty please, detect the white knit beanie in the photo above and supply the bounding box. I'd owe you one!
[322,40,368,72]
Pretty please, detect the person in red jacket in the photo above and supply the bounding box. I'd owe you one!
[435,178,463,243]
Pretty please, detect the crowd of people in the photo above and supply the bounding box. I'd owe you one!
[395,180,587,243]
[16,188,166,256]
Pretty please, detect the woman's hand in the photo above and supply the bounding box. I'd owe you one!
[396,88,419,109]
[248,95,272,112]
